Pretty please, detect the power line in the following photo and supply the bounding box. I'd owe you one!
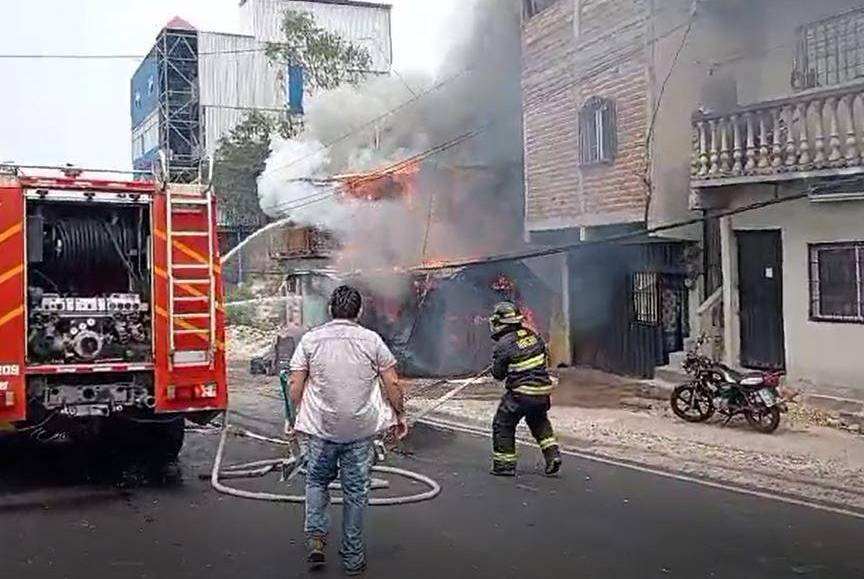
[264,127,485,216]
[0,47,269,61]
[263,66,472,178]
[409,181,863,273]
[642,8,697,223]
[258,20,694,220]
[202,103,291,114]
[263,12,698,181]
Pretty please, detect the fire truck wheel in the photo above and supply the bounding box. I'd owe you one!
[146,418,186,461]
[110,417,186,462]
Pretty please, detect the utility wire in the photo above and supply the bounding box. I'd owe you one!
[265,127,485,216]
[0,47,269,60]
[6,11,695,182]
[264,11,698,181]
[264,66,472,178]
[409,178,864,272]
[643,7,697,223]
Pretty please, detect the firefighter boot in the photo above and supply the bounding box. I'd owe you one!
[542,446,562,477]
[490,460,517,477]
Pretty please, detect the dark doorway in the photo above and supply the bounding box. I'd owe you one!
[737,230,786,370]
[568,242,689,379]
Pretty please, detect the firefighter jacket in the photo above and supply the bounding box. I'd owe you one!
[491,326,554,396]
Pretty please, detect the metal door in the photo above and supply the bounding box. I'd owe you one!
[737,230,786,370]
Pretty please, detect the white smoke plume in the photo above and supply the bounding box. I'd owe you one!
[257,0,524,290]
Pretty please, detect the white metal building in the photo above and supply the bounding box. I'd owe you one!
[131,1,393,166]
[240,0,393,73]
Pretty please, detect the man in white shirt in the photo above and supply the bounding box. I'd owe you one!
[288,285,407,576]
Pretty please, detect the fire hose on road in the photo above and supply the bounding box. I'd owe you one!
[207,367,491,505]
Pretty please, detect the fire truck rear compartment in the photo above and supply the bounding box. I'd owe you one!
[25,201,152,366]
[30,372,154,416]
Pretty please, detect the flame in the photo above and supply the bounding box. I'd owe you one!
[341,161,422,202]
[491,274,514,292]
[420,258,448,270]
[521,306,538,332]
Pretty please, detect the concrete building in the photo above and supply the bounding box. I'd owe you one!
[521,0,696,378]
[682,0,864,404]
[522,0,864,401]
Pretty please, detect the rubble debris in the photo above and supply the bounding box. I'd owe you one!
[225,326,279,360]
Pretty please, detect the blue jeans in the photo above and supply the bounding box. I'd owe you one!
[304,436,374,569]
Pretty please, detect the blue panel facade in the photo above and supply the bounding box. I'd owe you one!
[129,28,201,183]
[130,54,160,128]
[287,65,305,114]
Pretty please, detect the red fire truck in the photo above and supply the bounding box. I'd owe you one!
[0,165,227,458]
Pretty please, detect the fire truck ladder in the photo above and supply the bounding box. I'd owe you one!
[166,187,217,368]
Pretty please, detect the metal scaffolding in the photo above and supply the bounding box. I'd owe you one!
[155,27,201,183]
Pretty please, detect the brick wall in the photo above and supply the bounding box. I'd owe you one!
[523,0,650,230]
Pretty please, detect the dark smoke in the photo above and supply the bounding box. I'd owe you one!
[258,0,525,292]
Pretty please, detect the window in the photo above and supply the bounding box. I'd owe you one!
[131,111,159,159]
[632,272,659,324]
[809,242,864,322]
[793,7,864,90]
[523,0,559,19]
[579,96,617,165]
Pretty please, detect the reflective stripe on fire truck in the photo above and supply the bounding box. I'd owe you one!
[156,229,221,274]
[0,264,23,286]
[0,222,23,244]
[0,306,24,330]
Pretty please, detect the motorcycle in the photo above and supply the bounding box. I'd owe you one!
[670,339,787,433]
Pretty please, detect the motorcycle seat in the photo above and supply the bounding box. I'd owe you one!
[718,364,766,387]
[739,375,766,388]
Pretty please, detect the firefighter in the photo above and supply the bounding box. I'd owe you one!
[489,302,562,477]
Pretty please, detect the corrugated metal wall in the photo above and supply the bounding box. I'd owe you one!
[240,0,392,73]
[198,32,285,156]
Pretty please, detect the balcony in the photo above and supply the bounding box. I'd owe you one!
[269,226,337,261]
[691,82,864,188]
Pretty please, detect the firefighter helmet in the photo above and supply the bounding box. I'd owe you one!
[490,301,523,333]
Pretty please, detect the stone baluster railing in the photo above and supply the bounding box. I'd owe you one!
[692,83,864,181]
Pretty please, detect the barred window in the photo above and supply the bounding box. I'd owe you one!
[523,0,559,19]
[793,8,864,90]
[809,243,864,323]
[632,272,659,324]
[579,96,617,165]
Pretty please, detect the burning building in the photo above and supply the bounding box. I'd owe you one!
[256,0,570,377]
[267,158,563,378]
[357,263,555,377]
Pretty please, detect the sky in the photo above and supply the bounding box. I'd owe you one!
[0,0,460,171]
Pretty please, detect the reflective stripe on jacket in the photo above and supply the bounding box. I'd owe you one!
[491,326,553,395]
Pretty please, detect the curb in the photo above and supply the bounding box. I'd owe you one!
[418,414,864,522]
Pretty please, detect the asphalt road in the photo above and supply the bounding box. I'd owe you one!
[1,417,863,579]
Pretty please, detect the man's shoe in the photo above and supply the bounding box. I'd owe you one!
[344,561,367,576]
[490,461,516,477]
[544,456,562,477]
[306,536,327,569]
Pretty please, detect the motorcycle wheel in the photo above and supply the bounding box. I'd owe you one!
[670,384,715,423]
[746,407,781,434]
